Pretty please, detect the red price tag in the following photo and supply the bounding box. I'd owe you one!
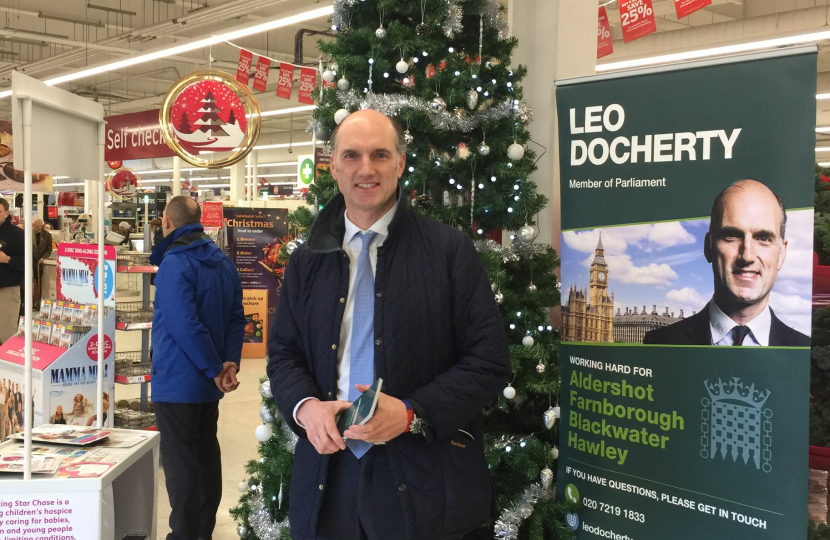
[674,0,711,19]
[236,49,253,85]
[276,63,294,100]
[298,68,316,104]
[252,57,271,92]
[619,0,656,43]
[597,6,614,59]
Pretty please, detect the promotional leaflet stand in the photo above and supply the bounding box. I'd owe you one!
[0,73,159,540]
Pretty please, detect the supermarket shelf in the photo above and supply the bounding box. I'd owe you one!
[116,321,152,331]
[115,374,151,384]
[117,265,158,274]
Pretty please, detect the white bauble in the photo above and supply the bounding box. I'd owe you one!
[522,335,534,347]
[553,406,561,419]
[375,26,387,39]
[255,424,273,442]
[503,385,516,399]
[322,69,335,83]
[477,142,490,156]
[237,481,249,493]
[517,224,537,243]
[507,142,525,161]
[334,108,351,125]
[396,59,409,74]
[337,77,350,91]
[551,446,560,459]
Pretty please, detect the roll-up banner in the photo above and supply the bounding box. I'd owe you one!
[556,48,816,539]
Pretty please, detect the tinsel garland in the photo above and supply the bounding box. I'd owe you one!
[493,483,553,540]
[335,91,532,132]
[490,434,534,451]
[248,491,290,540]
[474,238,549,262]
[332,0,505,38]
[282,422,299,454]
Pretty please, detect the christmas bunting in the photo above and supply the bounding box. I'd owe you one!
[253,57,271,92]
[298,68,316,104]
[236,49,253,85]
[674,0,712,19]
[276,63,294,99]
[597,6,613,59]
[619,0,656,43]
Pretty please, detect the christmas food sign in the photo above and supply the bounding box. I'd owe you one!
[619,0,657,43]
[106,167,139,201]
[160,71,261,169]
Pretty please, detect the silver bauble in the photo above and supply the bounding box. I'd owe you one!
[551,446,559,459]
[553,406,561,418]
[522,335,534,346]
[375,26,387,39]
[337,77,350,91]
[466,88,479,109]
[255,423,273,442]
[262,411,274,423]
[322,69,335,83]
[416,22,429,36]
[494,291,504,304]
[259,405,270,420]
[315,127,330,141]
[526,283,537,294]
[430,96,447,112]
[286,241,299,254]
[540,467,554,490]
[334,108,351,125]
[544,407,556,429]
[517,224,536,243]
[503,385,516,399]
[396,59,409,74]
[237,525,249,538]
[260,381,272,398]
[237,481,249,493]
[477,142,490,156]
[536,361,546,373]
[507,142,525,160]
[491,282,498,293]
[404,129,414,144]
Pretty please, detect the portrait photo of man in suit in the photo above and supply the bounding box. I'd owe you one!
[644,179,810,346]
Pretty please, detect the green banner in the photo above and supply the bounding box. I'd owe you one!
[555,49,816,539]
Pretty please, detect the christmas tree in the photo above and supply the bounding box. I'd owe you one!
[232,1,576,538]
[194,89,229,136]
[178,111,192,134]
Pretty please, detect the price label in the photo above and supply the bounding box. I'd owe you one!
[619,0,657,43]
[276,63,294,100]
[298,68,316,104]
[236,49,253,85]
[674,0,712,19]
[597,6,614,59]
[252,57,271,92]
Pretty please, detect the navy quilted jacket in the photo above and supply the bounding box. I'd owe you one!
[267,190,511,540]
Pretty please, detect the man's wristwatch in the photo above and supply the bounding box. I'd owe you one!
[402,400,426,435]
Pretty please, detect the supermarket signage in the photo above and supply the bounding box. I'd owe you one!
[675,0,712,19]
[297,155,314,188]
[619,0,656,43]
[105,109,175,161]
[597,7,613,59]
[201,200,224,228]
[555,49,815,539]
[57,243,117,308]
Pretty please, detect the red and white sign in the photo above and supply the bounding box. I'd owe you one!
[86,333,113,361]
[597,6,614,59]
[57,243,117,307]
[619,0,657,43]
[237,49,253,85]
[276,63,294,99]
[298,68,316,105]
[105,110,175,161]
[253,57,271,92]
[674,0,711,19]
[201,201,224,228]
[47,206,57,218]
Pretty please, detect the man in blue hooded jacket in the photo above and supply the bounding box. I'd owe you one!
[150,195,246,540]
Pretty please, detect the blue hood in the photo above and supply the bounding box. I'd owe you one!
[149,223,223,267]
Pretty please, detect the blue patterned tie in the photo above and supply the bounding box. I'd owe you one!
[346,231,377,458]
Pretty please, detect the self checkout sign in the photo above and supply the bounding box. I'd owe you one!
[619,0,656,43]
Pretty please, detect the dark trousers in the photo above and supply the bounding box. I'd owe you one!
[316,446,407,540]
[155,401,222,540]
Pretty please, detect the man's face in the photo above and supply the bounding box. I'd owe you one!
[705,182,788,311]
[330,111,405,225]
[0,205,8,223]
[33,219,43,232]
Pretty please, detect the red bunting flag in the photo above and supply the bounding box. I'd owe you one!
[236,49,253,85]
[298,68,316,104]
[252,57,271,92]
[276,63,294,99]
[597,6,614,59]
[674,0,712,19]
[619,0,657,43]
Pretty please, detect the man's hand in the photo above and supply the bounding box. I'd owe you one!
[0,250,9,264]
[344,384,408,443]
[297,399,352,455]
[213,362,239,393]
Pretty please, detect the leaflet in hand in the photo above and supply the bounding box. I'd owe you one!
[337,378,383,438]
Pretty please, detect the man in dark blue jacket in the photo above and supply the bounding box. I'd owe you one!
[151,195,246,540]
[267,110,511,540]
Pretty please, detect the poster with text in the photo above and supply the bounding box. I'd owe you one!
[555,49,816,539]
[223,208,287,358]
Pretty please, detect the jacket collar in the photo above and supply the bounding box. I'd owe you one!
[306,184,407,254]
[149,223,205,266]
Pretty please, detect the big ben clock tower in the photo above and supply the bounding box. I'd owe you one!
[589,234,608,309]
[561,234,614,343]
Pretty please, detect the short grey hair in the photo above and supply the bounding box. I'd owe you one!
[330,111,407,156]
